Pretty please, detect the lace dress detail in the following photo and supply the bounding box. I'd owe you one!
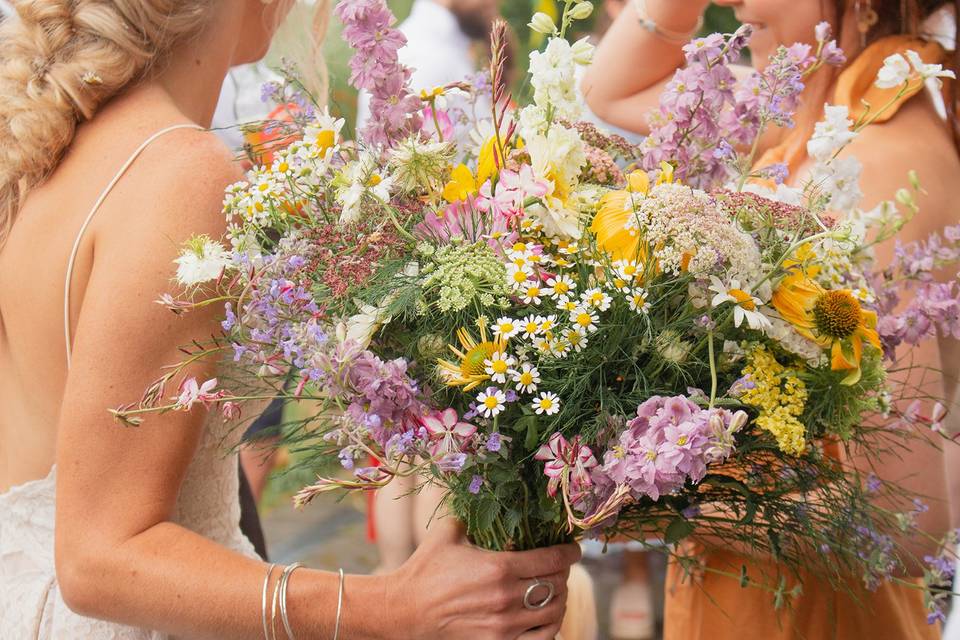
[0,125,258,638]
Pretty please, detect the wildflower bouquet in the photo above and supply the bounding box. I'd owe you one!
[122,0,960,612]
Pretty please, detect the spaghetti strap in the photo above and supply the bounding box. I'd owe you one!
[63,123,204,369]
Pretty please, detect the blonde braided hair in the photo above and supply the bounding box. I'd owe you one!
[0,0,216,246]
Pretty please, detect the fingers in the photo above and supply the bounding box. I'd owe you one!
[509,570,569,632]
[516,622,563,640]
[504,543,581,579]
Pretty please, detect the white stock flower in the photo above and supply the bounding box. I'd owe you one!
[175,236,230,287]
[528,38,581,121]
[807,105,857,162]
[570,37,595,66]
[905,49,956,87]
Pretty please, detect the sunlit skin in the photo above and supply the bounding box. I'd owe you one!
[0,1,578,638]
[583,0,960,567]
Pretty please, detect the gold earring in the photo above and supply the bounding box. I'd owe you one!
[855,0,879,47]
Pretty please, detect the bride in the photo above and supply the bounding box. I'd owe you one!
[0,1,578,638]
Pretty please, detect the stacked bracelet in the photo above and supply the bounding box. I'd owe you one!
[278,562,304,639]
[333,568,345,640]
[261,562,342,640]
[261,563,279,640]
[632,0,704,44]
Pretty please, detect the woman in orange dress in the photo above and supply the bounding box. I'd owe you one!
[583,1,960,638]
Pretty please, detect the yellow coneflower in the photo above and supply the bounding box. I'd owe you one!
[436,318,506,391]
[772,271,881,384]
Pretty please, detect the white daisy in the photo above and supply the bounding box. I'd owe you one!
[507,264,534,290]
[477,388,508,418]
[708,276,772,332]
[520,314,542,339]
[484,351,516,384]
[493,317,519,340]
[511,363,541,394]
[628,287,651,314]
[522,283,543,305]
[544,274,577,300]
[563,327,588,352]
[537,314,558,334]
[533,392,561,416]
[570,307,599,333]
[581,287,612,311]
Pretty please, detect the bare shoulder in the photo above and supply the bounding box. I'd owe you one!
[849,97,960,222]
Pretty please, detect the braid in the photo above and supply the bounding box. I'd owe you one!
[0,0,215,247]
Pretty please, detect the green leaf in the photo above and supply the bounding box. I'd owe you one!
[664,518,696,545]
[522,415,541,450]
[476,496,500,532]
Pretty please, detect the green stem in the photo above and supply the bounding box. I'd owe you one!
[384,204,417,243]
[708,328,718,409]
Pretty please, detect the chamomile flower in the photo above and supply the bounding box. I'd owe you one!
[508,250,535,270]
[520,315,543,339]
[484,350,516,384]
[511,363,541,394]
[477,388,508,418]
[507,264,534,289]
[709,276,771,331]
[537,314,558,334]
[533,392,561,416]
[493,317,520,340]
[544,274,577,300]
[559,298,579,312]
[628,288,651,314]
[581,287,612,311]
[563,327,588,352]
[522,283,543,305]
[550,339,572,358]
[570,307,599,333]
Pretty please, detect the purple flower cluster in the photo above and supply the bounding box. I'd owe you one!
[336,0,423,148]
[854,524,897,591]
[874,225,960,356]
[593,396,747,501]
[643,23,843,188]
[923,534,958,625]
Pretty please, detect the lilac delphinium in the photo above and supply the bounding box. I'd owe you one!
[336,0,423,148]
[873,224,960,356]
[644,23,844,189]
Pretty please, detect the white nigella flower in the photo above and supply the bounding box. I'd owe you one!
[337,154,394,224]
[813,156,863,213]
[175,235,231,287]
[511,363,541,394]
[807,105,857,163]
[477,388,507,418]
[484,350,515,384]
[493,317,519,341]
[708,276,771,332]
[532,391,561,416]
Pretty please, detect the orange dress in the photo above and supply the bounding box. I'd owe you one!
[665,36,948,640]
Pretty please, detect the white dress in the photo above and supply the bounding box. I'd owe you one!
[0,125,258,639]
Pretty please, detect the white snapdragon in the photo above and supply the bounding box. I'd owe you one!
[807,105,857,162]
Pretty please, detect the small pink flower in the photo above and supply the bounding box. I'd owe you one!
[535,433,598,499]
[221,401,242,420]
[421,408,477,456]
[422,106,455,142]
[175,377,223,411]
[931,402,947,433]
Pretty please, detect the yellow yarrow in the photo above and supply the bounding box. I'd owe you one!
[739,346,809,456]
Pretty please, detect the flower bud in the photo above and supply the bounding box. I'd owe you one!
[571,36,595,66]
[529,12,556,35]
[568,2,594,20]
[908,169,921,191]
[895,188,914,207]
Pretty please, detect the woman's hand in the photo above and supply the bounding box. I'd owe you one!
[387,519,581,640]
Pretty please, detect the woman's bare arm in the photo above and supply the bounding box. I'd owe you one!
[581,0,710,134]
[53,130,578,640]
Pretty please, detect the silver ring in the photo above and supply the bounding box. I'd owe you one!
[522,577,555,610]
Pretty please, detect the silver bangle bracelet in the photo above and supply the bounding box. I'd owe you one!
[632,0,704,44]
[279,562,304,640]
[333,568,345,640]
[261,563,279,640]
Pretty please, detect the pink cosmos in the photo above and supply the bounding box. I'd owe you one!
[421,408,478,457]
[535,433,598,499]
